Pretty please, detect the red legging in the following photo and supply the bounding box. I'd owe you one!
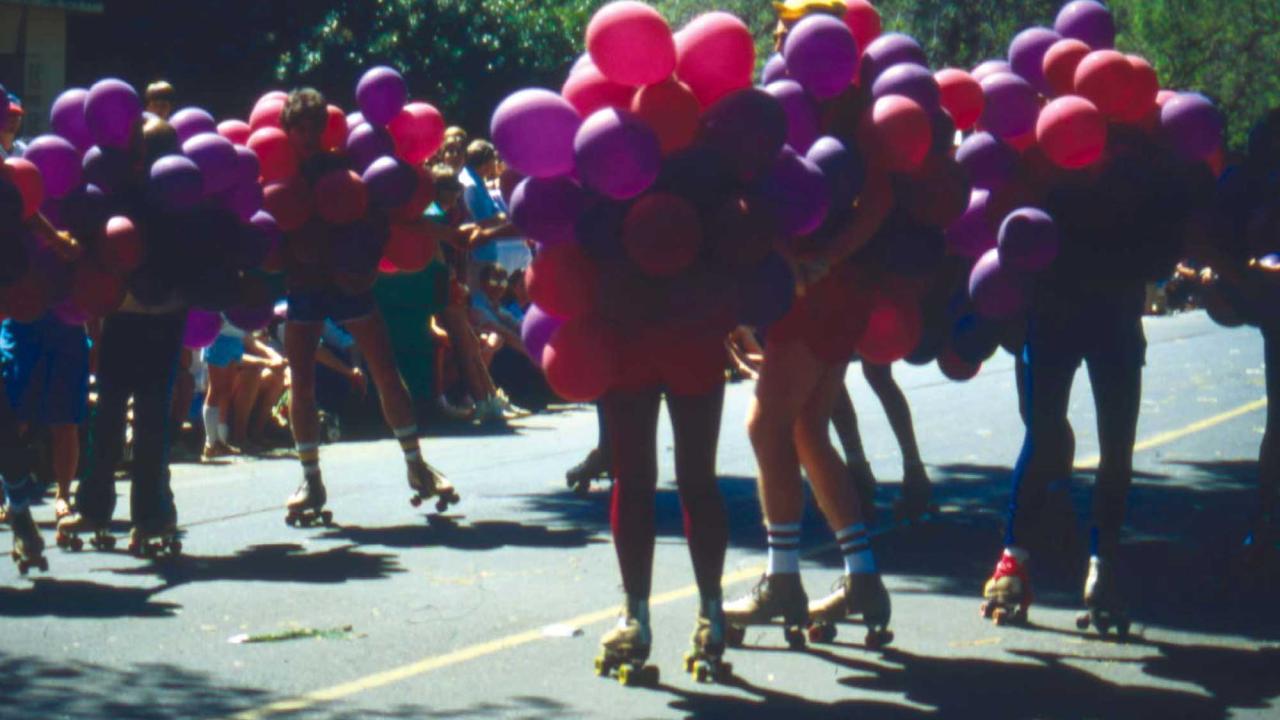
[604,384,727,600]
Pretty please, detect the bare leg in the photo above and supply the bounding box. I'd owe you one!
[229,365,263,447]
[796,363,869,530]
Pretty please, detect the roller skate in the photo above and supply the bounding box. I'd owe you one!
[594,600,659,687]
[284,475,333,527]
[724,573,809,650]
[408,459,459,512]
[127,523,183,558]
[807,573,895,648]
[566,448,611,497]
[980,551,1032,626]
[9,507,48,575]
[0,501,7,524]
[55,513,116,552]
[53,494,73,522]
[849,461,878,525]
[683,598,732,683]
[893,463,935,522]
[1075,557,1131,639]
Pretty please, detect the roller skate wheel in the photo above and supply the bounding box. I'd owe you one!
[693,663,709,683]
[643,665,660,686]
[617,664,633,686]
[808,623,837,644]
[573,481,591,498]
[593,655,608,677]
[435,498,449,513]
[285,514,298,527]
[410,495,423,508]
[1095,614,1112,634]
[725,625,746,649]
[170,540,183,554]
[682,653,695,673]
[992,608,1009,626]
[37,557,48,572]
[784,626,807,650]
[321,511,334,525]
[866,629,894,649]
[1075,612,1091,631]
[980,601,994,619]
[1115,620,1131,639]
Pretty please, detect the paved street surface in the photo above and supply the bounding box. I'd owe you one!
[3,310,1278,719]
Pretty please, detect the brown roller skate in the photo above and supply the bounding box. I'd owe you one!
[807,572,894,648]
[724,573,810,650]
[9,507,48,575]
[408,459,459,513]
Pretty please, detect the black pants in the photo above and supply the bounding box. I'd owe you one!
[77,312,185,532]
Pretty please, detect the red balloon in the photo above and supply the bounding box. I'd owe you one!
[543,315,618,402]
[217,119,252,146]
[562,64,635,118]
[856,285,923,365]
[384,222,437,272]
[622,192,701,277]
[526,243,599,320]
[1037,95,1107,169]
[387,102,446,165]
[1005,128,1037,152]
[935,68,984,131]
[631,78,700,155]
[655,329,727,397]
[674,11,756,107]
[1042,38,1091,96]
[69,262,124,317]
[844,0,883,54]
[247,127,298,183]
[586,1,676,87]
[262,176,314,232]
[900,154,971,227]
[3,158,43,219]
[99,215,143,273]
[389,164,437,223]
[0,272,49,322]
[1073,50,1133,120]
[322,105,349,152]
[859,95,931,172]
[314,169,369,225]
[938,348,981,381]
[801,264,875,364]
[1117,55,1159,124]
[249,96,285,132]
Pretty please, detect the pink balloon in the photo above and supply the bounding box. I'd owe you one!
[586,1,676,87]
[561,64,635,118]
[388,102,446,165]
[218,119,252,146]
[675,11,755,107]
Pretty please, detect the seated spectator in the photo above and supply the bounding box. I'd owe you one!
[228,331,290,452]
[471,263,552,413]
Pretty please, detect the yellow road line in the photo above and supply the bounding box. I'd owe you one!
[225,396,1268,720]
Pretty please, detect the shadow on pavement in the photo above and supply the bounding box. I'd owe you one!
[0,579,179,619]
[316,518,607,551]
[105,543,404,587]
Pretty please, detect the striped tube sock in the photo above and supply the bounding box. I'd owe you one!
[297,442,321,480]
[836,523,876,575]
[394,425,422,464]
[766,522,802,575]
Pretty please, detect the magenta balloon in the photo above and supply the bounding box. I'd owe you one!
[872,63,941,111]
[764,79,819,155]
[860,33,927,88]
[972,59,1013,83]
[1007,27,1061,96]
[148,154,204,210]
[345,122,397,173]
[1054,0,1115,50]
[491,89,580,179]
[81,145,131,194]
[24,135,83,199]
[361,155,417,208]
[758,148,829,237]
[85,78,142,149]
[761,53,790,85]
[226,304,274,332]
[509,176,587,246]
[956,132,1020,191]
[356,66,408,126]
[170,107,218,144]
[1160,93,1223,161]
[573,108,661,200]
[222,179,264,221]
[183,309,222,349]
[783,14,859,100]
[979,72,1039,141]
[521,304,563,369]
[946,189,997,258]
[182,132,239,195]
[50,88,92,153]
[998,207,1058,272]
[234,144,260,185]
[968,248,1026,319]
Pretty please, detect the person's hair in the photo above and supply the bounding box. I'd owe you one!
[465,139,497,168]
[444,126,468,142]
[477,263,508,286]
[280,88,328,133]
[145,80,176,104]
[431,164,462,196]
[141,116,179,164]
[774,0,847,24]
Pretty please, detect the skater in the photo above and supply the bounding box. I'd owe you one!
[200,318,246,459]
[0,380,45,574]
[565,403,611,496]
[275,88,455,525]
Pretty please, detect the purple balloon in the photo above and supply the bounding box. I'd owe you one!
[979,72,1039,141]
[998,207,1059,272]
[765,80,820,155]
[969,248,1026,319]
[1160,93,1223,162]
[345,122,397,173]
[491,89,581,179]
[757,148,829,238]
[697,88,788,183]
[182,132,239,195]
[361,155,417,209]
[761,53,790,85]
[737,252,795,327]
[783,14,859,100]
[1008,27,1062,96]
[226,304,273,332]
[149,155,204,210]
[50,88,92,153]
[85,78,142,150]
[183,309,222,349]
[1054,0,1115,50]
[356,66,408,127]
[24,135,83,199]
[521,304,563,368]
[956,132,1020,191]
[52,299,89,326]
[573,108,661,200]
[860,33,927,88]
[972,59,1013,83]
[250,210,283,264]
[222,179,264,222]
[170,107,218,145]
[806,135,865,211]
[509,176,586,246]
[946,189,997,258]
[872,63,941,111]
[345,111,366,131]
[82,145,132,195]
[234,144,260,185]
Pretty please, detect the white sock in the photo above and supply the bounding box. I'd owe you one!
[217,422,230,445]
[836,523,876,574]
[203,406,220,445]
[766,522,802,575]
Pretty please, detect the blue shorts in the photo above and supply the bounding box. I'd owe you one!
[0,315,90,425]
[203,334,245,368]
[286,289,376,325]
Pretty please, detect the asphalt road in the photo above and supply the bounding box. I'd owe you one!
[2,310,1278,720]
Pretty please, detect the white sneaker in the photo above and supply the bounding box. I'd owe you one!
[437,395,474,421]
